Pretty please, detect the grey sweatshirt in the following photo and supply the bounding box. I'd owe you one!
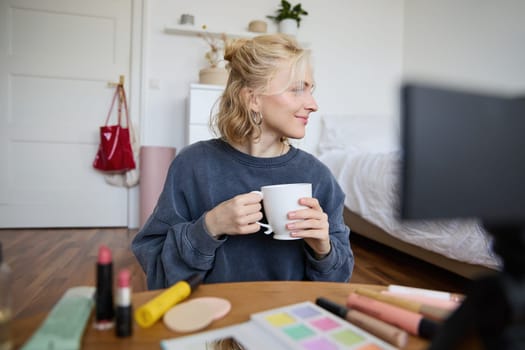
[132,138,354,289]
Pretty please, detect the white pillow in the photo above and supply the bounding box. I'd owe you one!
[318,114,399,154]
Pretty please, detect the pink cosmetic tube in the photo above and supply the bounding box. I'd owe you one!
[346,293,439,339]
[94,245,114,330]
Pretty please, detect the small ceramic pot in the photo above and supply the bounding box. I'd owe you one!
[278,19,298,36]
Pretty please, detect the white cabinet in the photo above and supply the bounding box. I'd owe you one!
[187,84,224,145]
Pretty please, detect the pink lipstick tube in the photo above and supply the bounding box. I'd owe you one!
[94,245,114,330]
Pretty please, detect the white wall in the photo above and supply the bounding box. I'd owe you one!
[141,0,404,155]
[403,0,525,92]
[133,0,525,228]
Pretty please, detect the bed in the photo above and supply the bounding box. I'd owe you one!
[316,114,501,279]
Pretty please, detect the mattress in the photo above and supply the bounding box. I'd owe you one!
[317,115,501,270]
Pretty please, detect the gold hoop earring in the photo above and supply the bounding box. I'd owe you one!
[252,111,263,126]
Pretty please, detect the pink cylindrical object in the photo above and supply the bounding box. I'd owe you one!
[347,293,423,335]
[139,146,176,227]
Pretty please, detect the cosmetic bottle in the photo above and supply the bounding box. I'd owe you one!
[0,242,13,350]
[115,269,132,337]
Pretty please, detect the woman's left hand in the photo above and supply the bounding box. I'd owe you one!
[286,197,331,259]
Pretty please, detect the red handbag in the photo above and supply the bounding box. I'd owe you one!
[93,84,136,173]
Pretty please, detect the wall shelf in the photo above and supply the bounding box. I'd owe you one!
[164,24,310,49]
[164,24,261,39]
[165,24,309,48]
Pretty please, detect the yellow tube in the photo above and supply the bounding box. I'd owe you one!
[134,280,192,328]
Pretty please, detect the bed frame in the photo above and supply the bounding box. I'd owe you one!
[344,207,496,279]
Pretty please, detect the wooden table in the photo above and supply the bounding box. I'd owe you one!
[12,281,430,349]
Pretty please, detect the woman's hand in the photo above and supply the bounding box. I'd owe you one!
[287,197,331,259]
[204,192,263,238]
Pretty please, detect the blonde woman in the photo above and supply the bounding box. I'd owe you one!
[132,34,354,289]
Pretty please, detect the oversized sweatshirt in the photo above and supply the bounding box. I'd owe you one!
[132,138,354,289]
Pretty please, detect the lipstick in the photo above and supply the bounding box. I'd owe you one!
[115,269,132,337]
[94,245,114,330]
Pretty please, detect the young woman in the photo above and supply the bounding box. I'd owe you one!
[132,34,354,289]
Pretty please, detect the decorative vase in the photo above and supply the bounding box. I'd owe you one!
[199,67,229,86]
[278,19,298,36]
[248,20,268,33]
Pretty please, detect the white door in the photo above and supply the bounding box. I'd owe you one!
[0,0,135,227]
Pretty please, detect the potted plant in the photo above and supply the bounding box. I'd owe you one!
[267,0,308,35]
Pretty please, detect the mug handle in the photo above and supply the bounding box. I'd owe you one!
[250,191,273,235]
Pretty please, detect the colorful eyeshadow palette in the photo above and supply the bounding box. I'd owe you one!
[161,301,397,350]
[250,302,396,349]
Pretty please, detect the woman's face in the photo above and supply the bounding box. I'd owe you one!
[257,62,318,140]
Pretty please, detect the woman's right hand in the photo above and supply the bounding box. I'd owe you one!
[204,192,263,238]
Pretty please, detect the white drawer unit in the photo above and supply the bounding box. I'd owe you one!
[187,83,224,145]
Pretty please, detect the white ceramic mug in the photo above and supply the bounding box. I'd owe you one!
[252,183,312,240]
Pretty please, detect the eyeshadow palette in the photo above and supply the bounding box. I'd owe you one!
[161,301,397,350]
[250,302,396,349]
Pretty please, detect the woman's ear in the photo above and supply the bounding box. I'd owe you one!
[242,87,261,112]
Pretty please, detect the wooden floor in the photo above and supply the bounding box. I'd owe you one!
[0,228,470,320]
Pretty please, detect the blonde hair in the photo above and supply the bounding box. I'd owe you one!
[212,34,311,145]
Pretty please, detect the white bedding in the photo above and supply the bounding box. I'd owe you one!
[317,115,501,270]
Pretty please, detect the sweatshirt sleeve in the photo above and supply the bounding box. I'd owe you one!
[303,168,354,282]
[131,152,227,290]
[132,211,226,290]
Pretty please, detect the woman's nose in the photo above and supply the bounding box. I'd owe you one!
[305,93,318,112]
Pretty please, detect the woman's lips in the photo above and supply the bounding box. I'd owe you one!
[296,116,309,125]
